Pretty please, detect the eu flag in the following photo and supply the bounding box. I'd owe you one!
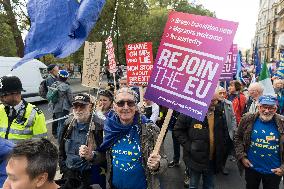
[236,50,242,80]
[254,42,261,76]
[12,0,105,70]
[276,50,284,78]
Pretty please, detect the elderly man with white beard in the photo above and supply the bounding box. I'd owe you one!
[58,93,106,189]
[234,95,284,189]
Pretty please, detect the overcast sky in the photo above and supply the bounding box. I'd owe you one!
[198,0,259,49]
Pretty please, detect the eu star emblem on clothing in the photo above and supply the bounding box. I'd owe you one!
[12,0,106,70]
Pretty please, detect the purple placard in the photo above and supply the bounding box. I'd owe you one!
[145,12,238,121]
[220,44,233,81]
[231,44,238,75]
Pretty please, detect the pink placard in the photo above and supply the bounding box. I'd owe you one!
[231,44,238,75]
[145,12,238,121]
[220,44,234,81]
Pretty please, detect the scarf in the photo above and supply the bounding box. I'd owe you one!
[99,112,150,151]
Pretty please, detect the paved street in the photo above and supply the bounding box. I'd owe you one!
[34,99,251,189]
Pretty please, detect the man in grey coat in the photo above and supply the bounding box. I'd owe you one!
[46,64,59,138]
[51,70,73,142]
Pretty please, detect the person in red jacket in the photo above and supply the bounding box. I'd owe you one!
[228,80,247,125]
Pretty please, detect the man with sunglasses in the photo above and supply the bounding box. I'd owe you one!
[234,95,284,189]
[58,93,106,189]
[79,87,167,189]
[0,75,47,143]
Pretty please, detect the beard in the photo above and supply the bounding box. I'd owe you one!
[259,113,274,122]
[73,109,91,123]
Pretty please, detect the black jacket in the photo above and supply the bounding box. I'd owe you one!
[173,111,227,173]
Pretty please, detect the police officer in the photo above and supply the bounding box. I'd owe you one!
[0,75,47,143]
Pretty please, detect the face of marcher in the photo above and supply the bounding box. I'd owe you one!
[248,87,260,100]
[217,89,227,101]
[3,157,41,189]
[228,84,236,94]
[51,66,59,77]
[73,103,92,123]
[119,79,128,88]
[0,92,21,106]
[208,97,218,112]
[258,104,277,122]
[114,92,136,125]
[99,95,112,111]
[274,80,283,90]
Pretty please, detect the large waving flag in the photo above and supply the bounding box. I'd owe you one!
[259,61,275,95]
[254,42,261,76]
[12,0,105,70]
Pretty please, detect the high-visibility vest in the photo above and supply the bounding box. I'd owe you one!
[0,103,47,143]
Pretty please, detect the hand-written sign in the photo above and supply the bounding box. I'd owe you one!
[145,12,238,121]
[105,36,116,73]
[82,41,102,88]
[126,42,154,86]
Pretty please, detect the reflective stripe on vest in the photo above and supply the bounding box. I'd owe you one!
[33,133,48,139]
[0,127,32,135]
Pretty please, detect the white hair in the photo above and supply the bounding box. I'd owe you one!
[114,87,138,103]
[248,82,264,93]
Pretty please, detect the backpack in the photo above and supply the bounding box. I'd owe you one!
[39,80,48,98]
[46,82,60,103]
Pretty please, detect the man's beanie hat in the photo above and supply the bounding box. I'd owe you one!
[72,93,91,105]
[47,64,57,72]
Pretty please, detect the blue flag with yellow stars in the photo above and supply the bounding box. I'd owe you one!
[12,0,105,70]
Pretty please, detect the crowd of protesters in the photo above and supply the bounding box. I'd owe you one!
[0,64,284,189]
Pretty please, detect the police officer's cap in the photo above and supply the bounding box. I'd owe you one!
[0,75,25,96]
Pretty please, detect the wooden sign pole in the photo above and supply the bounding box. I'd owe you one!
[113,73,117,93]
[139,86,144,104]
[152,109,173,155]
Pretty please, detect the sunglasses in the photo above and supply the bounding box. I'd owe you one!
[115,100,136,107]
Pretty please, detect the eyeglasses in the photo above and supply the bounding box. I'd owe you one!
[259,105,277,111]
[73,103,88,109]
[219,92,226,95]
[115,100,136,107]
